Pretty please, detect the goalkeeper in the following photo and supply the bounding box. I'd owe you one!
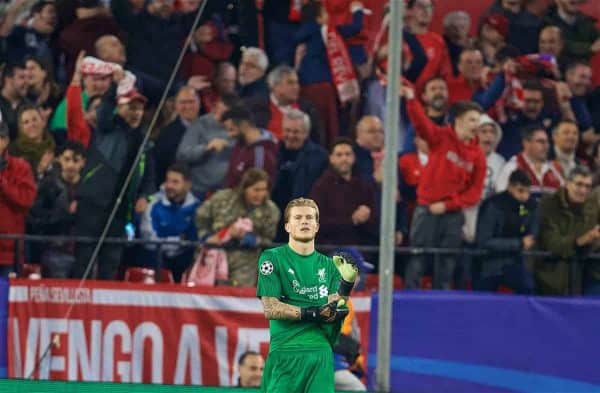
[257,198,359,393]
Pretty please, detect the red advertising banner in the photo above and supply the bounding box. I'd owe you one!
[7,279,371,386]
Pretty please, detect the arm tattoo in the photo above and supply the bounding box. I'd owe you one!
[261,297,301,321]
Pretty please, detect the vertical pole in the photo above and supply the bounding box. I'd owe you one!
[376,1,404,391]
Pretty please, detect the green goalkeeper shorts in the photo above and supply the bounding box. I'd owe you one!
[261,347,334,393]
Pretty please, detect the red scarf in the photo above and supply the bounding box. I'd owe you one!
[268,99,300,140]
[516,153,564,194]
[255,0,265,49]
[289,0,303,21]
[322,25,359,103]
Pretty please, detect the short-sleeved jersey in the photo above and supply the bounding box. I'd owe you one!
[257,244,342,352]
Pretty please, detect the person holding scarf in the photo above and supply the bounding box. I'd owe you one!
[294,0,363,147]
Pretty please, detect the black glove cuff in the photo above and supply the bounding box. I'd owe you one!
[300,306,319,322]
[338,278,354,297]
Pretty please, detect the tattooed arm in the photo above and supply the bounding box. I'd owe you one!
[261,297,301,321]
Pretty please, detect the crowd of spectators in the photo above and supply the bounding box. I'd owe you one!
[0,0,599,297]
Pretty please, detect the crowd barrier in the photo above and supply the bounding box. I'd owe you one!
[2,233,598,295]
[368,291,600,392]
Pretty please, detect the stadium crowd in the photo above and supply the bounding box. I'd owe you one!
[0,0,599,297]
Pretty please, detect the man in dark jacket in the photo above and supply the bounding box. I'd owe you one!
[0,61,29,140]
[154,86,200,187]
[485,0,542,55]
[73,70,155,280]
[543,0,600,62]
[0,122,37,277]
[309,138,378,246]
[353,115,384,186]
[272,109,327,241]
[476,169,537,294]
[58,0,123,79]
[538,165,600,295]
[5,0,57,65]
[247,65,323,144]
[237,47,269,100]
[27,141,86,278]
[111,0,205,84]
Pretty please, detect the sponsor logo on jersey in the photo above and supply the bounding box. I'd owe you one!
[317,268,326,283]
[260,261,274,275]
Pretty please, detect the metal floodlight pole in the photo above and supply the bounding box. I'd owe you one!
[376,0,404,392]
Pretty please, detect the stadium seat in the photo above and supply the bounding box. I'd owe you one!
[22,264,41,279]
[364,274,404,291]
[124,267,174,284]
[497,285,514,294]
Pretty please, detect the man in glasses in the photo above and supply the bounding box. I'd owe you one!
[495,124,564,200]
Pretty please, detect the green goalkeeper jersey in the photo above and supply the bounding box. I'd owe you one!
[256,244,343,352]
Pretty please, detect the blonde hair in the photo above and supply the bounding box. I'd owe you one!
[284,198,319,223]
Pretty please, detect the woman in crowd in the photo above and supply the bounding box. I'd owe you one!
[8,104,56,180]
[195,168,280,287]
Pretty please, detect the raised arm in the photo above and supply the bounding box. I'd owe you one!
[67,51,91,148]
[402,86,445,149]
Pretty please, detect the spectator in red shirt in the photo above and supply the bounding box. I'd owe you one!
[445,48,510,110]
[222,106,278,189]
[495,125,564,200]
[324,0,370,77]
[398,135,428,217]
[400,83,486,289]
[199,62,237,114]
[181,21,234,81]
[407,0,452,92]
[0,121,37,277]
[477,13,509,66]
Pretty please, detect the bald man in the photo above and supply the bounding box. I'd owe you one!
[95,35,127,65]
[539,26,564,58]
[59,2,123,79]
[154,86,201,185]
[94,35,167,104]
[353,116,384,185]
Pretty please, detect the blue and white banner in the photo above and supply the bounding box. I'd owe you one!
[369,292,600,392]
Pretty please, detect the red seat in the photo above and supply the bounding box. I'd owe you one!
[364,274,404,291]
[156,268,174,283]
[124,267,174,284]
[22,264,41,279]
